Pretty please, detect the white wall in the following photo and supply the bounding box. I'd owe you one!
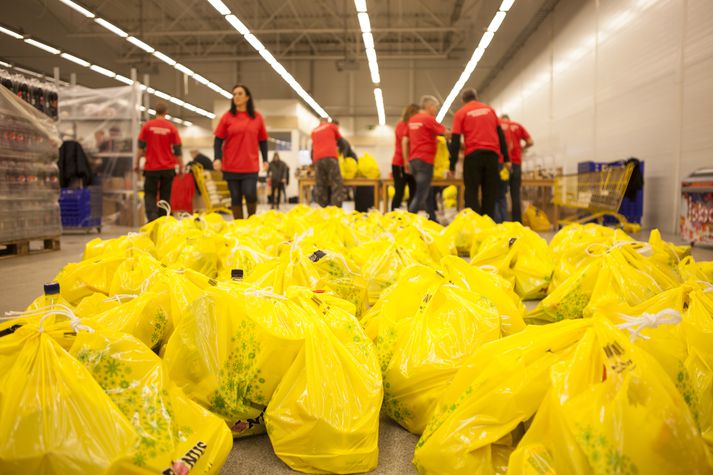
[484,0,713,232]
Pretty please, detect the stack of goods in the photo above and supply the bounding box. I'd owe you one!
[0,83,61,242]
[2,207,712,474]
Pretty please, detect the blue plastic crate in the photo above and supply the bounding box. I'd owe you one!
[60,186,102,229]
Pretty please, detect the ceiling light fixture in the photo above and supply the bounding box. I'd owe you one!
[0,26,23,40]
[436,3,514,122]
[127,36,155,53]
[58,0,95,18]
[60,52,90,67]
[94,18,128,38]
[24,38,61,54]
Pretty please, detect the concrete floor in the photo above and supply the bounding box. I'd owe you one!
[1,214,711,474]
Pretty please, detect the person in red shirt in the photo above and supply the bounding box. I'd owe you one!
[500,114,533,222]
[449,89,510,220]
[134,101,182,222]
[405,95,446,221]
[214,84,269,219]
[311,118,344,207]
[391,103,419,211]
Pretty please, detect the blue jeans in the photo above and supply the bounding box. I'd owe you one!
[408,159,436,221]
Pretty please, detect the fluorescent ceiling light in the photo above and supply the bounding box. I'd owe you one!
[374,88,385,126]
[499,0,515,12]
[174,63,194,76]
[127,36,154,53]
[259,49,277,65]
[183,121,193,127]
[172,118,184,125]
[478,31,494,49]
[244,33,265,52]
[0,60,11,67]
[470,47,485,64]
[154,90,172,100]
[0,26,23,39]
[357,12,371,32]
[148,108,156,115]
[60,52,90,67]
[225,14,249,35]
[59,0,95,18]
[146,87,156,94]
[165,114,172,120]
[24,38,60,54]
[153,50,176,65]
[354,0,367,12]
[89,64,116,77]
[170,97,185,106]
[362,32,374,50]
[183,103,197,112]
[114,74,133,85]
[192,73,209,85]
[206,0,231,15]
[488,11,506,32]
[369,65,380,84]
[95,18,128,37]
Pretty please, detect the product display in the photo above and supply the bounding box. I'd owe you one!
[0,81,61,242]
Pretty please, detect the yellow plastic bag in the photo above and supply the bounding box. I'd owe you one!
[381,282,500,434]
[55,255,126,304]
[86,291,171,350]
[470,222,554,300]
[82,233,156,260]
[522,204,551,232]
[265,288,382,474]
[679,255,713,283]
[218,235,270,280]
[69,329,232,474]
[433,136,449,179]
[340,155,358,179]
[307,248,369,319]
[508,318,712,475]
[440,209,496,257]
[360,243,422,305]
[0,322,138,475]
[357,152,380,179]
[163,287,306,438]
[413,319,591,475]
[529,243,681,323]
[440,255,526,336]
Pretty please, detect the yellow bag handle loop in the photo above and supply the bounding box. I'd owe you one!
[615,308,681,341]
[244,287,289,300]
[103,294,138,303]
[585,240,652,257]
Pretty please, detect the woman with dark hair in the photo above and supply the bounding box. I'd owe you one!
[213,84,269,219]
[391,103,419,210]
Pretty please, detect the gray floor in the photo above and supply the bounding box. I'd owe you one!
[1,220,711,474]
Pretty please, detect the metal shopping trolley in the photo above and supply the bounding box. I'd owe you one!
[191,163,232,215]
[553,163,641,232]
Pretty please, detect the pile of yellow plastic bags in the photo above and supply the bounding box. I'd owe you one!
[1,207,712,475]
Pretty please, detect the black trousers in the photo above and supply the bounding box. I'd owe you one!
[510,163,522,222]
[143,169,175,222]
[391,165,416,211]
[463,150,500,219]
[271,181,285,208]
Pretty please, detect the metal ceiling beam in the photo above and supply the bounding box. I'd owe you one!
[115,53,453,63]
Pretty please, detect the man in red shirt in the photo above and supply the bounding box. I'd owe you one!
[134,102,182,222]
[405,95,446,221]
[448,89,510,219]
[311,118,344,207]
[500,114,533,222]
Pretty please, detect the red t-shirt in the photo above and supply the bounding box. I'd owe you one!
[392,121,408,166]
[452,101,500,156]
[407,113,446,165]
[501,119,531,165]
[214,110,268,173]
[311,122,341,161]
[138,117,181,171]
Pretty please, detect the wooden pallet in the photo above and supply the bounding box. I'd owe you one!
[0,236,61,259]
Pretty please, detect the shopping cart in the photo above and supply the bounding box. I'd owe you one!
[553,163,641,233]
[190,163,232,215]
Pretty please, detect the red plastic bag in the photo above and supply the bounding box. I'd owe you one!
[170,172,195,213]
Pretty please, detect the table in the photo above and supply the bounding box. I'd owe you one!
[380,178,465,213]
[521,178,559,229]
[298,177,382,209]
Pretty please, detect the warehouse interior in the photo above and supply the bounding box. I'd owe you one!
[0,0,712,474]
